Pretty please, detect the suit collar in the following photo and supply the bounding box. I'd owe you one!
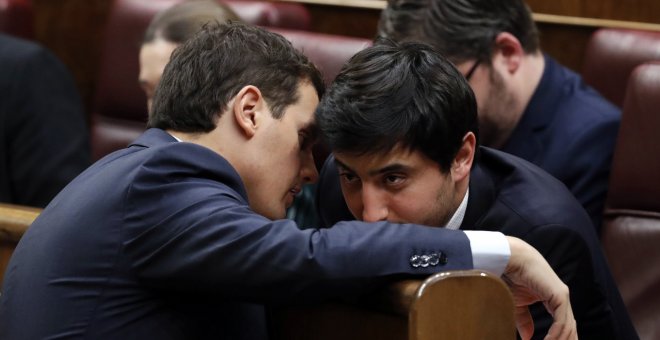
[128,128,178,148]
[129,128,250,202]
[461,148,499,231]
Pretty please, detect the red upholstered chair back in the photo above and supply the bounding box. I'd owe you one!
[91,0,312,160]
[582,28,660,108]
[269,28,372,87]
[601,62,660,340]
[0,0,34,39]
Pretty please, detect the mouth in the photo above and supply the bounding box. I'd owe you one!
[286,186,302,206]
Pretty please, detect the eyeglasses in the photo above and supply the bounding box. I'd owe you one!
[464,59,481,81]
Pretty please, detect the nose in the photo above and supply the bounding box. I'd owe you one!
[361,185,388,222]
[300,150,319,184]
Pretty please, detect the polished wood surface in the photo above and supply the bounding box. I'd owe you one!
[0,203,41,285]
[409,271,515,340]
[272,271,515,340]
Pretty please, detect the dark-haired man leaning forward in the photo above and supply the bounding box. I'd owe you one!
[315,40,637,339]
[0,23,575,340]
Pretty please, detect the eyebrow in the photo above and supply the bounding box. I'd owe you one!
[334,158,412,177]
[301,121,320,143]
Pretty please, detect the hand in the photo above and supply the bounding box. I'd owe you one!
[502,236,577,340]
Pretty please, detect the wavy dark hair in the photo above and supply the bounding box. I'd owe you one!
[378,0,539,63]
[149,22,325,132]
[316,39,478,172]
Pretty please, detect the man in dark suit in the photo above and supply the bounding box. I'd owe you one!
[315,40,637,339]
[0,23,576,340]
[378,0,620,234]
[0,33,91,207]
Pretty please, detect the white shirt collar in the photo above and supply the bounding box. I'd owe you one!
[445,188,469,230]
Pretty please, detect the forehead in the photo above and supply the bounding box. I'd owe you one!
[139,40,179,74]
[335,144,437,173]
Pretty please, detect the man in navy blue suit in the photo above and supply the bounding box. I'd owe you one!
[0,33,91,207]
[378,0,620,234]
[314,40,636,339]
[0,23,576,339]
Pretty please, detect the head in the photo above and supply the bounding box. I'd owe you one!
[139,0,241,111]
[316,40,477,225]
[148,22,325,220]
[378,0,542,147]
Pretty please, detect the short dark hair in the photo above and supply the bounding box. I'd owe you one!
[149,22,325,132]
[143,0,240,44]
[378,0,539,63]
[316,39,478,172]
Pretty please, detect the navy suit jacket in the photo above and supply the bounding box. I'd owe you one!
[1,129,478,339]
[316,147,637,340]
[0,34,90,207]
[501,55,620,233]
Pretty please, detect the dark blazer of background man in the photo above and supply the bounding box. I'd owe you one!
[0,23,576,340]
[0,34,90,207]
[315,40,637,340]
[378,0,620,234]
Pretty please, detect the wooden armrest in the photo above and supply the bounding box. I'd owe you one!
[0,203,42,243]
[0,203,42,285]
[272,270,515,340]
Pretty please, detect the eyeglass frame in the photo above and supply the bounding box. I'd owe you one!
[464,59,481,81]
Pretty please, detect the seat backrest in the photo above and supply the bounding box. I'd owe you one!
[0,0,35,39]
[601,62,660,340]
[91,0,312,160]
[224,0,310,31]
[272,270,515,340]
[409,271,515,340]
[269,28,372,87]
[582,28,660,108]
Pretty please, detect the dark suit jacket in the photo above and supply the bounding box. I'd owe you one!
[501,55,620,234]
[0,34,90,207]
[1,129,476,340]
[316,147,638,340]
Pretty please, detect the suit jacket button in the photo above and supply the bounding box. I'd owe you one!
[428,253,440,266]
[410,254,422,268]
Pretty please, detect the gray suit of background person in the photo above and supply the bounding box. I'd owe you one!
[0,33,90,207]
[378,0,620,234]
[0,23,576,340]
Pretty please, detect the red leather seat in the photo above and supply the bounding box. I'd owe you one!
[0,0,34,39]
[269,28,371,86]
[582,28,660,108]
[601,62,660,340]
[91,0,312,160]
[225,0,310,31]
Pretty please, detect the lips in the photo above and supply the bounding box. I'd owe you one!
[286,186,301,207]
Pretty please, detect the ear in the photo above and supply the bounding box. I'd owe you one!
[492,32,525,75]
[450,132,476,182]
[232,85,265,138]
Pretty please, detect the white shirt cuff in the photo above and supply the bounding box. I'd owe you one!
[464,230,510,277]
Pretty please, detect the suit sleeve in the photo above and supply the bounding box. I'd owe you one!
[6,43,90,207]
[122,157,473,304]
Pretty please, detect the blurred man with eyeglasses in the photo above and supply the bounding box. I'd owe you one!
[378,0,620,234]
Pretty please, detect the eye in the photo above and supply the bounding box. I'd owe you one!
[339,171,359,184]
[383,173,406,187]
[298,131,314,151]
